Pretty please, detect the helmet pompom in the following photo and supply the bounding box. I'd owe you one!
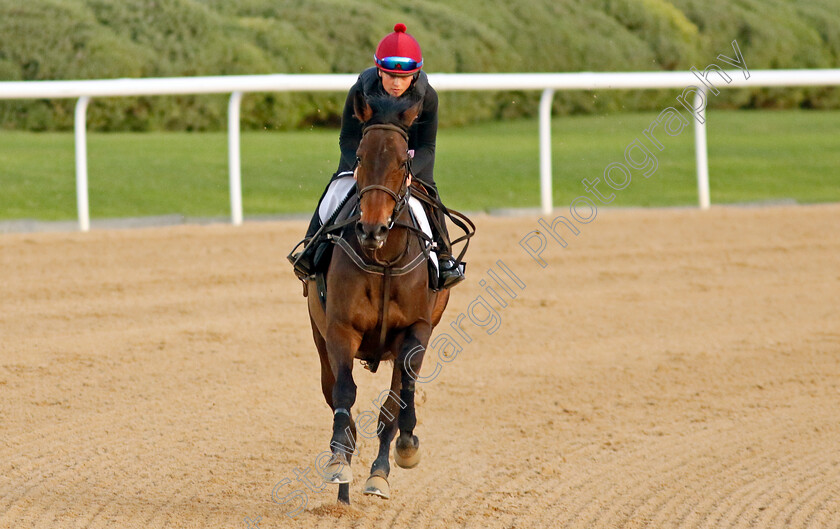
[394,23,407,33]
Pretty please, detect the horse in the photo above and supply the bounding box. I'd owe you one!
[305,92,452,505]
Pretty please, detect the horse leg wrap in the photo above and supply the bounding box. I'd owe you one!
[331,411,356,458]
[398,387,416,434]
[333,409,351,432]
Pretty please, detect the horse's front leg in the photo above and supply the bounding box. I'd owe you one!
[395,323,432,469]
[324,323,361,504]
[363,364,403,499]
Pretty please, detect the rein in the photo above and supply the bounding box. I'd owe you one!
[351,122,422,354]
[302,120,474,358]
[316,120,430,276]
[325,234,427,276]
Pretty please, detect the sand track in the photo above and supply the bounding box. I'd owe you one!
[1,205,839,528]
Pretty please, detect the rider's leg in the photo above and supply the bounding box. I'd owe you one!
[418,182,465,289]
[432,207,465,289]
[288,211,323,280]
[289,173,355,279]
[304,208,322,243]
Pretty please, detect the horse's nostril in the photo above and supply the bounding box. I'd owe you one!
[356,221,388,244]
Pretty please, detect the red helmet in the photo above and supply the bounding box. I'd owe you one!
[374,23,423,76]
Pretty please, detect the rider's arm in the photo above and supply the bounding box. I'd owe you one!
[336,81,365,177]
[409,85,438,184]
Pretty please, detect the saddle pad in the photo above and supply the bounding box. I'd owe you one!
[408,196,438,274]
[318,174,356,224]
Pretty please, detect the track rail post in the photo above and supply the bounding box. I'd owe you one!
[228,91,244,226]
[74,96,91,232]
[539,88,555,215]
[694,87,710,210]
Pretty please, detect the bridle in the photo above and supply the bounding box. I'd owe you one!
[356,123,412,230]
[350,122,425,355]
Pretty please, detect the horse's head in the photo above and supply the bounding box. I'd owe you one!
[353,93,422,251]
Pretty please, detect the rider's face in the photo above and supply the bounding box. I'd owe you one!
[379,70,413,97]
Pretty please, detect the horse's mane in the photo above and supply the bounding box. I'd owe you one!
[365,95,422,127]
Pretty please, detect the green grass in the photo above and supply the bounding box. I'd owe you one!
[1,109,839,221]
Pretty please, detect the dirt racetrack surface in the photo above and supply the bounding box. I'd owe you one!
[1,204,839,528]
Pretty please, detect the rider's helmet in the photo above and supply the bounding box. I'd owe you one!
[374,23,423,76]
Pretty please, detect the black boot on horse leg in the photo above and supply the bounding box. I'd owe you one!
[324,408,356,484]
[327,408,356,504]
[324,362,358,504]
[394,331,429,469]
[363,367,403,499]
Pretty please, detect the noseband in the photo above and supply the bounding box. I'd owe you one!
[357,123,412,228]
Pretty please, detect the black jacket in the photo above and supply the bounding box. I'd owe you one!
[333,67,439,187]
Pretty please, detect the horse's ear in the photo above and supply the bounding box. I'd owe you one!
[353,91,373,123]
[400,99,423,128]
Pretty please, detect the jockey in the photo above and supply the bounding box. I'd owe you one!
[290,23,465,289]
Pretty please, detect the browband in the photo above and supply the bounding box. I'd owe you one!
[362,123,409,141]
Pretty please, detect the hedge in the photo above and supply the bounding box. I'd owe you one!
[0,0,837,131]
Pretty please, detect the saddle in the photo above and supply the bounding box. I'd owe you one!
[296,181,475,304]
[307,187,451,306]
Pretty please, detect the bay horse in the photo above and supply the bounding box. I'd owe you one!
[306,92,451,505]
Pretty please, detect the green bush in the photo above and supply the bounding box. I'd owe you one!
[0,0,837,131]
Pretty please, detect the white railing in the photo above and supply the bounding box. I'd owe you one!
[2,69,840,231]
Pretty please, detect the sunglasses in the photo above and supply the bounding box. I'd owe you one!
[375,55,423,72]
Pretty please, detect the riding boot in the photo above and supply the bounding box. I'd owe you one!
[432,207,466,289]
[288,209,322,280]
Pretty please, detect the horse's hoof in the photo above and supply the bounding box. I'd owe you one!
[395,436,421,469]
[323,457,353,484]
[394,448,421,468]
[363,475,390,499]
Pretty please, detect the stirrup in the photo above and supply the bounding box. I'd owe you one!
[438,259,466,289]
[287,238,314,280]
[291,258,312,281]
